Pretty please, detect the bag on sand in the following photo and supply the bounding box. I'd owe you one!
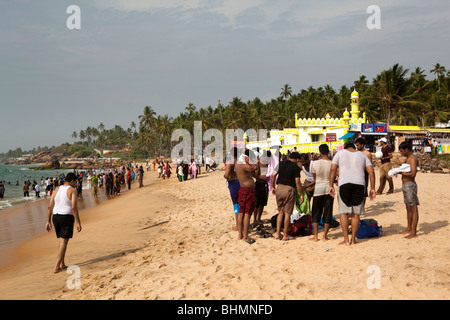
[356,219,382,239]
[289,214,312,237]
[318,216,340,229]
[271,213,312,237]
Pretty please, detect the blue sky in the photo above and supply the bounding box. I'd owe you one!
[0,0,449,152]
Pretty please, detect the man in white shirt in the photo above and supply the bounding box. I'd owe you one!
[35,183,40,198]
[329,142,376,245]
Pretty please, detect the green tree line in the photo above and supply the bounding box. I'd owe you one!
[3,63,448,161]
[135,63,450,157]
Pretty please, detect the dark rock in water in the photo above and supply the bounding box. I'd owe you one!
[40,159,61,170]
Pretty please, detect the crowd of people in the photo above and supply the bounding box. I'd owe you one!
[80,163,145,199]
[151,155,219,182]
[224,138,420,245]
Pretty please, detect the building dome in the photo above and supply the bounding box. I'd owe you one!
[351,90,359,98]
[343,109,350,118]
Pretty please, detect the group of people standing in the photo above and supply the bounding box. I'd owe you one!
[176,160,199,182]
[224,137,420,245]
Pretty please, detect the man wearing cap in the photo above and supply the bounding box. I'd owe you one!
[377,138,394,195]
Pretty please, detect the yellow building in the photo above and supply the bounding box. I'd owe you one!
[246,90,367,154]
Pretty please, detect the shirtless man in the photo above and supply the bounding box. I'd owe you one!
[399,141,419,239]
[224,147,240,230]
[234,149,257,244]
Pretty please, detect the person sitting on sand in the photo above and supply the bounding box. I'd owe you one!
[398,141,420,239]
[234,149,257,244]
[46,172,82,273]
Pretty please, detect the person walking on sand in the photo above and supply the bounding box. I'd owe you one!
[45,172,82,273]
[271,151,304,241]
[398,141,420,239]
[310,144,334,242]
[234,149,257,244]
[376,137,394,195]
[329,142,376,246]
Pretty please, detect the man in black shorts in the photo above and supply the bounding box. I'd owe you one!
[329,143,375,245]
[46,172,82,273]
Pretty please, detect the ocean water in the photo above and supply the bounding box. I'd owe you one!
[0,163,75,210]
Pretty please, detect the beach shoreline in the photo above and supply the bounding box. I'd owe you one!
[0,168,143,268]
[0,167,449,300]
[0,168,165,299]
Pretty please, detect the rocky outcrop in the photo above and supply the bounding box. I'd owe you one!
[40,159,61,170]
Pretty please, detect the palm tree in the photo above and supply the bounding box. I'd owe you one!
[130,121,136,133]
[371,64,413,125]
[72,131,77,140]
[185,102,196,114]
[430,63,447,88]
[79,130,86,141]
[280,84,293,101]
[247,97,271,132]
[354,75,369,92]
[138,106,156,132]
[154,114,174,156]
[423,93,450,126]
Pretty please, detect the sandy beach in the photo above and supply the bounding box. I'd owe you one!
[0,166,449,300]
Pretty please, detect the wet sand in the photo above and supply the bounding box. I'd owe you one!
[0,180,131,267]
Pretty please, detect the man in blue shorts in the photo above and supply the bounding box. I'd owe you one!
[224,147,240,230]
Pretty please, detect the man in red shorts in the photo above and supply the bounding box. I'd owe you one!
[234,149,257,244]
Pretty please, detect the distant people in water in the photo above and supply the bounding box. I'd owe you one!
[0,182,5,199]
[23,181,29,197]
